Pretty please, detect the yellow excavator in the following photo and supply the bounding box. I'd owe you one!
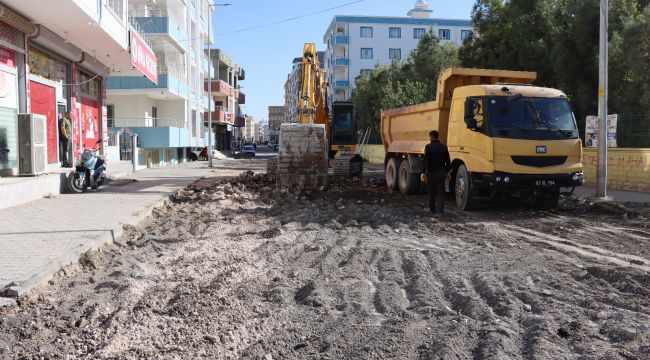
[275,43,362,189]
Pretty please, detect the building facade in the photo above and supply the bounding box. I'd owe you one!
[322,0,472,105]
[283,52,324,124]
[0,0,153,176]
[244,115,254,141]
[106,0,214,167]
[204,48,245,152]
[267,105,283,144]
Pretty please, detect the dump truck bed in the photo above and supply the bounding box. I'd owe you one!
[380,68,536,156]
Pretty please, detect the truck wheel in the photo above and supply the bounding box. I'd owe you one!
[534,191,560,209]
[398,159,420,195]
[455,164,476,210]
[385,158,401,191]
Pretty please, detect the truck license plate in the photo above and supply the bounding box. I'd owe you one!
[536,180,555,186]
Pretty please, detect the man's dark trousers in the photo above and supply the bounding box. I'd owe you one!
[427,169,446,214]
[60,137,69,166]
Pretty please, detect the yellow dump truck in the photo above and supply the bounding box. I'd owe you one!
[381,68,584,209]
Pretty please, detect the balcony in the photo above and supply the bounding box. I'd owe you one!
[236,89,246,104]
[333,80,350,88]
[334,58,350,66]
[205,79,234,97]
[106,73,189,98]
[332,35,349,45]
[203,107,235,125]
[133,16,186,50]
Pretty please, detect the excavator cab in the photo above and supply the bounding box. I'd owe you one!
[330,101,357,152]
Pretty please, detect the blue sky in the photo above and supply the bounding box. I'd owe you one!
[211,0,476,123]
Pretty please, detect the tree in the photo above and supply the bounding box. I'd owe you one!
[351,31,459,142]
[460,0,650,142]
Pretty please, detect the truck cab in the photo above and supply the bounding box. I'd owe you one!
[448,85,584,209]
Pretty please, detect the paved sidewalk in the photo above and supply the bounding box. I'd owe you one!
[572,185,650,204]
[0,163,215,298]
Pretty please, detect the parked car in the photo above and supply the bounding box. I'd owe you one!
[190,147,207,161]
[271,143,279,151]
[242,144,256,157]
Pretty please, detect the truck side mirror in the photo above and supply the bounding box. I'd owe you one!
[464,98,479,131]
[569,100,582,121]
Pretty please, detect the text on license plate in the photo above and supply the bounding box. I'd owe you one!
[536,180,556,186]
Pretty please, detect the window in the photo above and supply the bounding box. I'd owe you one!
[360,26,373,38]
[439,29,451,40]
[389,48,401,61]
[414,28,426,39]
[107,105,115,128]
[360,48,373,59]
[152,106,158,127]
[389,27,401,38]
[106,0,124,17]
[461,30,472,41]
[360,69,373,77]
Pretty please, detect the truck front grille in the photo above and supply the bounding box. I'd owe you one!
[511,156,567,168]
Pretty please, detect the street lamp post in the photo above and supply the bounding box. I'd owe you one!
[596,0,608,198]
[207,2,231,168]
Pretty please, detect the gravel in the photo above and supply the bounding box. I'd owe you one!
[1,168,649,359]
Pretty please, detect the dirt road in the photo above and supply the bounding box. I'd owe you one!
[1,168,649,359]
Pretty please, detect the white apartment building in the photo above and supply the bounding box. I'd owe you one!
[283,52,324,124]
[253,122,266,143]
[323,0,473,105]
[244,116,254,141]
[107,0,214,167]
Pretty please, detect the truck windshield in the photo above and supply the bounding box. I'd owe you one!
[484,96,579,140]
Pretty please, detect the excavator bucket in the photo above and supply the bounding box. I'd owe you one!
[276,123,329,190]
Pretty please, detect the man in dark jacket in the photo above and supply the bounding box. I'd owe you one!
[423,130,451,215]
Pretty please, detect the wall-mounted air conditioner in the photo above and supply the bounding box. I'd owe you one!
[17,113,47,176]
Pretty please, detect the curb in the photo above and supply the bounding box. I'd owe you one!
[0,177,199,299]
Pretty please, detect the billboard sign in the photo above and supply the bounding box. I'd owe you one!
[585,114,617,148]
[130,30,157,84]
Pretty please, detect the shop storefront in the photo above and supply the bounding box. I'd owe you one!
[27,46,69,168]
[0,44,19,176]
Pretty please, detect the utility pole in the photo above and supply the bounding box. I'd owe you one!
[596,0,608,198]
[207,3,231,168]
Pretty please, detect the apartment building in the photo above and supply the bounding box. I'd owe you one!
[204,48,245,152]
[0,0,151,176]
[267,105,283,144]
[253,122,266,144]
[244,115,254,141]
[106,0,214,167]
[283,52,324,124]
[322,0,472,105]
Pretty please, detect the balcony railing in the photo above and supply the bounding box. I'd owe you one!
[133,16,186,49]
[205,79,234,96]
[332,35,349,45]
[333,80,350,88]
[334,58,350,66]
[110,117,186,128]
[128,13,154,49]
[107,73,189,98]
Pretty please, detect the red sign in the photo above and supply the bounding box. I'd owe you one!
[0,46,16,68]
[80,97,99,150]
[29,81,57,164]
[130,31,157,84]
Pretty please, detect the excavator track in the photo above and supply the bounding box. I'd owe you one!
[332,154,364,178]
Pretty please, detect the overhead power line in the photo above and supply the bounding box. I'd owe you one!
[214,0,365,37]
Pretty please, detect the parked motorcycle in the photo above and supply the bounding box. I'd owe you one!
[68,140,107,193]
